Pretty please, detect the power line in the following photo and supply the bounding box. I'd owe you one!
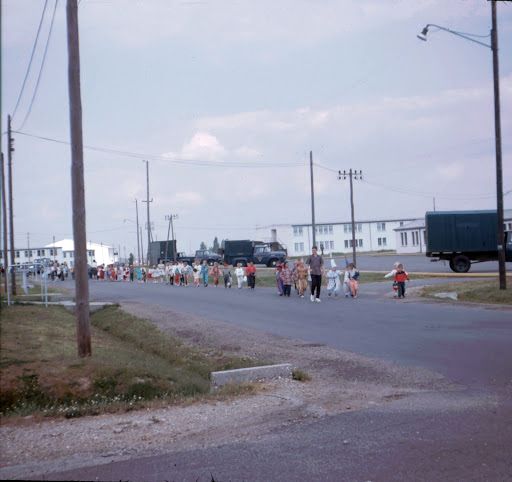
[361,179,502,201]
[17,0,59,131]
[13,130,305,168]
[11,0,50,121]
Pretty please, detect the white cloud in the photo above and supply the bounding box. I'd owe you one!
[181,131,226,161]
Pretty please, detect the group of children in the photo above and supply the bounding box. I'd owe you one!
[274,259,361,299]
[93,257,410,300]
[274,259,410,301]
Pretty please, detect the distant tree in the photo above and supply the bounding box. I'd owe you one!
[128,253,135,265]
[212,237,220,252]
[200,241,207,250]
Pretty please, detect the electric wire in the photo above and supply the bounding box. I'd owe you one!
[17,0,59,131]
[12,130,305,168]
[312,162,508,201]
[11,0,50,121]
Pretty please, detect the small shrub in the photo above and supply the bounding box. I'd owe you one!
[292,369,311,382]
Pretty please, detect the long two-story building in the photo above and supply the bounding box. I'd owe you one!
[255,217,419,257]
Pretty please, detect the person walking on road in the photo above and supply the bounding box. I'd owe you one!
[235,263,245,289]
[246,261,256,289]
[279,261,293,297]
[394,263,409,299]
[345,263,360,298]
[292,259,308,298]
[306,245,324,302]
[200,260,209,287]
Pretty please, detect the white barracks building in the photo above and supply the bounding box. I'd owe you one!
[256,217,419,257]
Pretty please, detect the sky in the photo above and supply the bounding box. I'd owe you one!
[2,0,511,257]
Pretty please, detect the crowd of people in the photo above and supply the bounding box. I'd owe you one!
[80,245,410,302]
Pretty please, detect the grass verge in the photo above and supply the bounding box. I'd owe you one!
[0,305,259,419]
[419,278,512,305]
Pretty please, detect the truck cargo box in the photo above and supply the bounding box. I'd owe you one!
[426,210,497,254]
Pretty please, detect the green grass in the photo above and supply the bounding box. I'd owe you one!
[0,305,260,418]
[420,278,512,305]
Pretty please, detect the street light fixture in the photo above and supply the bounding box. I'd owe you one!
[418,1,506,290]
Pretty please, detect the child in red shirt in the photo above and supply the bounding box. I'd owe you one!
[394,263,409,299]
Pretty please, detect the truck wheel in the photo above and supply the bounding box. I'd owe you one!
[267,259,277,267]
[450,255,471,273]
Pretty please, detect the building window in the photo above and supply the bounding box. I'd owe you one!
[377,222,386,231]
[15,251,20,258]
[329,225,333,234]
[344,240,349,249]
[358,239,363,247]
[382,237,387,247]
[344,224,350,233]
[70,251,74,258]
[294,242,304,252]
[357,223,362,232]
[293,226,303,236]
[401,232,408,246]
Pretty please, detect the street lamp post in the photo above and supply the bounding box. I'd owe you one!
[418,1,506,290]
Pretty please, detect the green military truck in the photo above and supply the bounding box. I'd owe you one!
[425,210,512,273]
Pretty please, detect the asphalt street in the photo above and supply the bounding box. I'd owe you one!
[43,276,512,481]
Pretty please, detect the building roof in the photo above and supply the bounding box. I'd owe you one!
[45,239,112,250]
[256,217,419,229]
[394,219,425,232]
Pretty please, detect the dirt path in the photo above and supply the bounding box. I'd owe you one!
[0,302,454,480]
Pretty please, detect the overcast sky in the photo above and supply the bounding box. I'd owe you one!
[2,0,511,255]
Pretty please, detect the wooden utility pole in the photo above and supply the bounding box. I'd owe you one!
[309,151,316,249]
[165,214,178,262]
[491,1,506,290]
[1,152,10,305]
[7,115,16,295]
[66,0,91,357]
[338,169,363,266]
[142,160,153,265]
[135,199,141,265]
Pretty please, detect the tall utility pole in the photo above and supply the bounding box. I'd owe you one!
[165,214,178,262]
[309,151,317,249]
[7,115,16,295]
[135,199,141,265]
[142,160,153,265]
[27,233,31,261]
[1,152,10,305]
[52,235,56,262]
[66,0,91,357]
[139,226,144,264]
[338,169,363,266]
[491,1,506,290]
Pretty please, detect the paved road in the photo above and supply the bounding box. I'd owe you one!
[45,278,512,481]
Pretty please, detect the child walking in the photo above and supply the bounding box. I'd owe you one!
[235,263,245,289]
[344,263,360,298]
[279,262,293,297]
[222,263,232,288]
[394,263,409,299]
[326,266,341,297]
